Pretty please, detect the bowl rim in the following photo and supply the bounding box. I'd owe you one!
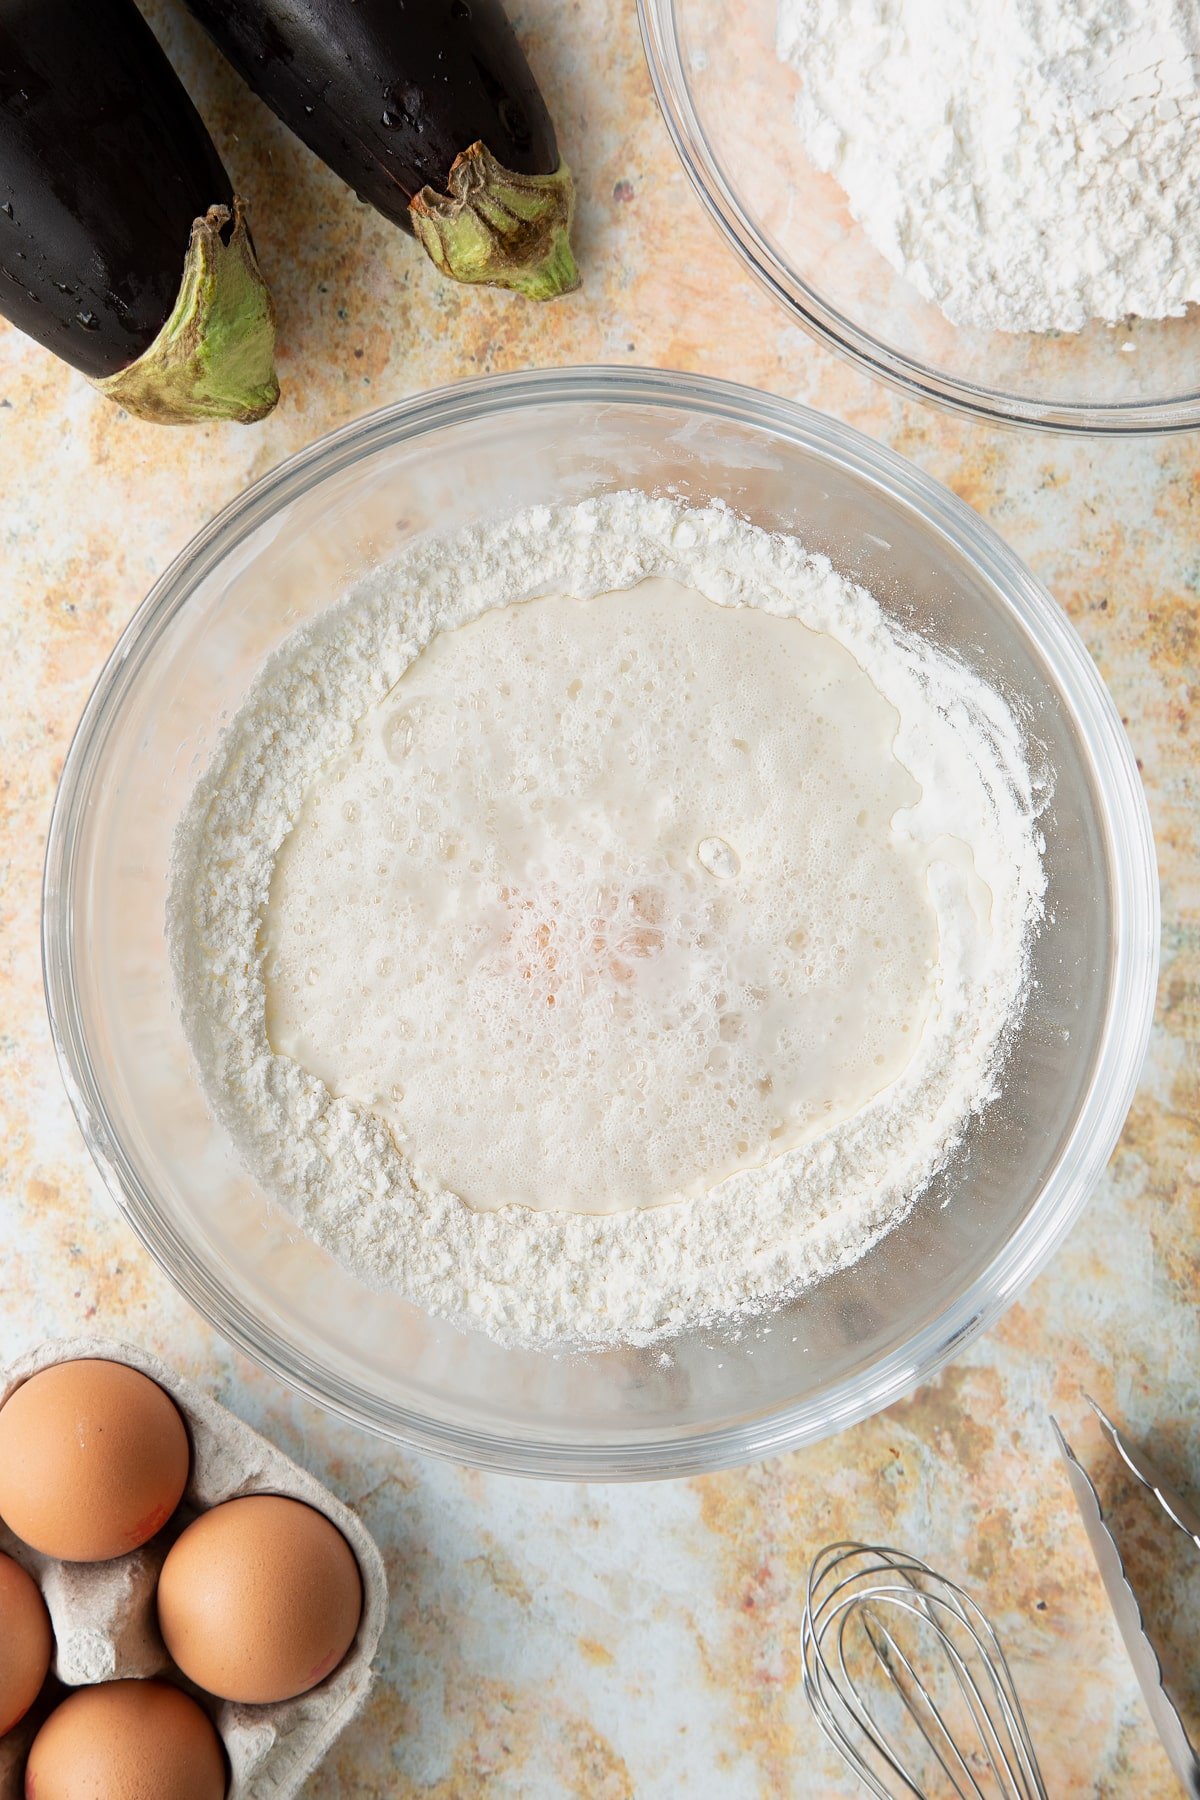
[42,366,1160,1478]
[637,0,1200,437]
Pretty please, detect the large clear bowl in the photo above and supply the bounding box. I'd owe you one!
[639,0,1200,434]
[43,369,1158,1477]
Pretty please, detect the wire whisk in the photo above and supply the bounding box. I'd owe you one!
[801,1543,1047,1800]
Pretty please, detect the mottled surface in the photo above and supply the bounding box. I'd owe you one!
[1,1,1197,1795]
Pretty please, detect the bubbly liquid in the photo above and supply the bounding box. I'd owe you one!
[263,578,942,1215]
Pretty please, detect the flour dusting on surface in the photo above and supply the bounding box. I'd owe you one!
[168,494,1045,1349]
[777,0,1200,333]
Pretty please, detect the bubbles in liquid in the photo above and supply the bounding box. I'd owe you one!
[263,578,943,1216]
[697,837,740,879]
[383,712,416,763]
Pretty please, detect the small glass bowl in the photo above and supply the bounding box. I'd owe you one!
[43,368,1158,1477]
[639,0,1200,433]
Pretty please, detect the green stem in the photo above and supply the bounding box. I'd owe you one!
[93,200,279,425]
[410,143,580,302]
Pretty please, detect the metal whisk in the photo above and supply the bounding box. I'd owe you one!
[801,1543,1047,1800]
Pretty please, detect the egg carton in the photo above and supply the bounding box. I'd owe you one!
[0,1338,388,1799]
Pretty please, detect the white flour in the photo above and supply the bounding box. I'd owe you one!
[777,0,1200,333]
[169,494,1045,1350]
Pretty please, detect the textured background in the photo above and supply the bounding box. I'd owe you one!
[1,0,1198,1793]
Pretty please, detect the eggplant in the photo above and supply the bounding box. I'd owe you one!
[182,0,579,302]
[0,0,278,424]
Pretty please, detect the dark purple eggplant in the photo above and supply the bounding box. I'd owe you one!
[0,0,277,423]
[182,0,579,301]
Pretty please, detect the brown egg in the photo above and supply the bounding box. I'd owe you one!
[157,1494,363,1704]
[0,1360,190,1562]
[0,1552,51,1738]
[23,1679,225,1800]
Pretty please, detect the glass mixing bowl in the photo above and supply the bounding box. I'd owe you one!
[43,369,1158,1477]
[639,0,1200,433]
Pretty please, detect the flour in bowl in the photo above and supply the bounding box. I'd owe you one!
[777,0,1200,333]
[168,493,1045,1349]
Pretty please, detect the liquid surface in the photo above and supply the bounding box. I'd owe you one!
[263,578,940,1215]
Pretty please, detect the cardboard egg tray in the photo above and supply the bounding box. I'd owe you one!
[0,1338,388,1799]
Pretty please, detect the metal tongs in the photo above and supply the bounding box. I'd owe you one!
[1052,1397,1200,1797]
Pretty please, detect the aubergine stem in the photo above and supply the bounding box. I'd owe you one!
[410,144,579,302]
[92,201,279,425]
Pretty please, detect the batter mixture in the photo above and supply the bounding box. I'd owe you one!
[170,493,1045,1347]
[264,579,939,1215]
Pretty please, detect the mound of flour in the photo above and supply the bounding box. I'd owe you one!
[169,494,1045,1349]
[778,0,1200,333]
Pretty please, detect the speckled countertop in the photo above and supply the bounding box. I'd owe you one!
[2,1,1198,1794]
